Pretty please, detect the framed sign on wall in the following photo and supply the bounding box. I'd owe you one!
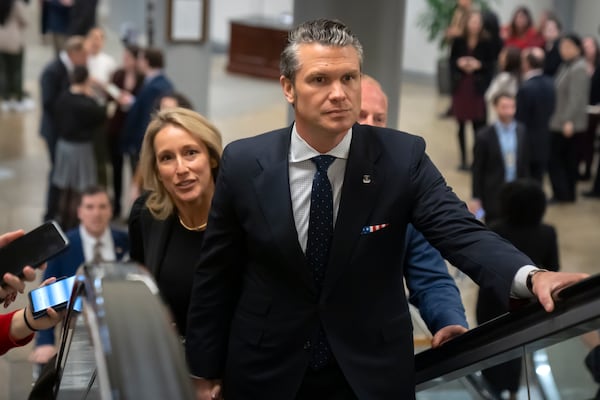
[167,0,208,43]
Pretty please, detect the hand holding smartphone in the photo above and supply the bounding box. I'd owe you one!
[29,275,82,319]
[0,221,69,286]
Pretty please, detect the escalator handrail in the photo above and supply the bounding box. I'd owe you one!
[415,273,600,390]
[53,262,195,399]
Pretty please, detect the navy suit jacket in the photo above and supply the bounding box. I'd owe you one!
[36,227,129,346]
[515,74,555,165]
[121,73,173,156]
[404,224,467,333]
[39,58,70,144]
[472,123,530,222]
[185,123,531,399]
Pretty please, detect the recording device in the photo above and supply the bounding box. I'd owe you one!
[0,221,69,285]
[29,275,82,319]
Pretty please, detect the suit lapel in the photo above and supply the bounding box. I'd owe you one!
[490,126,505,176]
[322,125,383,298]
[145,214,175,277]
[253,127,316,294]
[516,125,528,177]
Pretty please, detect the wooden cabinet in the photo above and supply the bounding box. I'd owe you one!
[227,16,291,80]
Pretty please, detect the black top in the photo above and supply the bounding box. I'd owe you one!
[590,66,600,105]
[450,36,495,95]
[544,40,562,77]
[55,91,106,142]
[157,221,205,337]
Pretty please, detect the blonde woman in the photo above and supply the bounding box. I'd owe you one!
[128,107,222,337]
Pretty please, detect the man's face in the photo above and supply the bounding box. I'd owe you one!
[77,192,112,237]
[358,80,387,127]
[137,52,149,74]
[281,43,361,141]
[495,96,516,123]
[69,49,88,66]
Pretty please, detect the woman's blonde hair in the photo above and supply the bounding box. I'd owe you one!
[139,107,223,220]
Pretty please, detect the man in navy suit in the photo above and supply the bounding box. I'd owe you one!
[186,19,587,400]
[119,47,173,170]
[515,47,555,183]
[471,93,530,224]
[359,74,468,344]
[39,36,88,222]
[30,186,129,366]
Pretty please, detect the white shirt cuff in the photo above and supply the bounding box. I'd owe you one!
[511,265,539,298]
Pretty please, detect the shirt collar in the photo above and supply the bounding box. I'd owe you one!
[523,69,543,81]
[289,123,352,163]
[495,120,516,132]
[79,224,111,246]
[59,51,74,73]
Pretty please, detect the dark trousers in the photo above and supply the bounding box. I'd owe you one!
[548,131,578,201]
[576,114,600,177]
[529,160,547,184]
[0,50,24,100]
[295,361,358,400]
[458,119,486,167]
[43,134,60,222]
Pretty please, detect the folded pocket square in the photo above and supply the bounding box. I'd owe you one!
[361,223,390,235]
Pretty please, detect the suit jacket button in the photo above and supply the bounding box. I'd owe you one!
[303,340,311,351]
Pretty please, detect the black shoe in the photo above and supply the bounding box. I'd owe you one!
[582,190,600,199]
[578,172,591,181]
[457,163,470,172]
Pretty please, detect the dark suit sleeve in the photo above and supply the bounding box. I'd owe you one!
[515,86,530,126]
[544,225,560,272]
[185,148,244,378]
[471,128,488,200]
[128,196,146,264]
[403,225,468,332]
[407,136,532,306]
[40,64,62,115]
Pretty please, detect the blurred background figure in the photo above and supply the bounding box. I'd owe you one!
[540,14,563,77]
[501,6,544,50]
[106,44,144,220]
[476,178,560,400]
[450,10,494,171]
[577,35,600,182]
[470,93,529,224]
[485,46,521,122]
[0,0,34,113]
[515,47,555,184]
[548,33,590,203]
[40,0,72,56]
[128,108,222,338]
[52,65,107,229]
[39,35,87,223]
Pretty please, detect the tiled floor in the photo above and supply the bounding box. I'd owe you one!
[0,4,599,399]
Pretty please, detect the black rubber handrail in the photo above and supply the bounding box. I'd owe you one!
[415,273,600,390]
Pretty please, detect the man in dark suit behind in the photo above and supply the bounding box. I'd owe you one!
[30,186,129,367]
[185,19,586,400]
[470,93,530,224]
[515,47,556,183]
[119,47,173,170]
[39,36,88,222]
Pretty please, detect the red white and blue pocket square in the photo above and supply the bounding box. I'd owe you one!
[361,223,390,235]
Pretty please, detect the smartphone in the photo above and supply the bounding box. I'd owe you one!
[0,221,69,284]
[29,275,82,319]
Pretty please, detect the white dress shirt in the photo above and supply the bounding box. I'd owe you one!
[286,124,535,297]
[79,225,117,263]
[289,124,351,253]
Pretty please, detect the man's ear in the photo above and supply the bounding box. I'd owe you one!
[280,76,295,105]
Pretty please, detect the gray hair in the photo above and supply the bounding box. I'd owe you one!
[280,18,363,82]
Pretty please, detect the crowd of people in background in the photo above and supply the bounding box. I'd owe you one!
[446,0,600,208]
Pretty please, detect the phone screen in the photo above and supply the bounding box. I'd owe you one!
[29,276,82,318]
[0,221,69,280]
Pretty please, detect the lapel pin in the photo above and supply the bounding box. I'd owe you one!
[362,175,371,184]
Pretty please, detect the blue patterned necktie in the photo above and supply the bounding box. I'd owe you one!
[306,155,335,369]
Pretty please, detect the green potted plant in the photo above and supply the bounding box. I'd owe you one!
[417,0,497,94]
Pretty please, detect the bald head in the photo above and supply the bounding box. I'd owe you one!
[522,46,545,72]
[359,74,388,127]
